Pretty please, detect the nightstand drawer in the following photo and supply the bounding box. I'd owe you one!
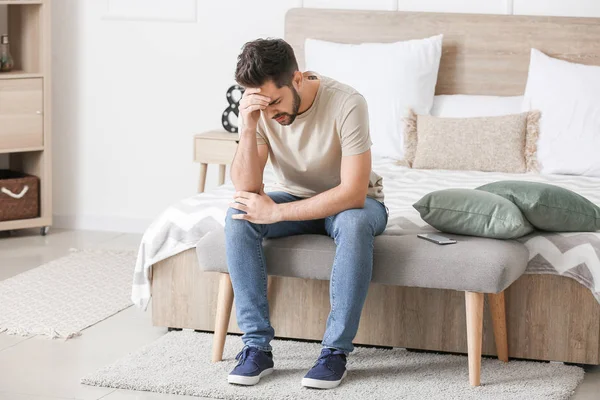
[0,78,44,151]
[194,138,237,164]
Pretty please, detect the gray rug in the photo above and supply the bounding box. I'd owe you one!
[81,331,584,399]
[0,249,135,339]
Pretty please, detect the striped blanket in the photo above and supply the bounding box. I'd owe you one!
[132,159,600,310]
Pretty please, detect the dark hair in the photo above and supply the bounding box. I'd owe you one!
[235,38,299,88]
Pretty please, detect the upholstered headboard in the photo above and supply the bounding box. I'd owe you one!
[285,8,600,96]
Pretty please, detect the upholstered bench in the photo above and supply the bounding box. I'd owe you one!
[196,231,529,386]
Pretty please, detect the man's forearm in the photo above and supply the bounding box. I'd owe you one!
[276,185,366,221]
[230,130,262,193]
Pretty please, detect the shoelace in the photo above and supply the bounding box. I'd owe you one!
[315,348,346,366]
[235,346,254,366]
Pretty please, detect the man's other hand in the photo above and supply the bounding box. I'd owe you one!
[229,186,282,224]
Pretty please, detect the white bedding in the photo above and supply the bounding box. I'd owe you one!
[132,158,600,310]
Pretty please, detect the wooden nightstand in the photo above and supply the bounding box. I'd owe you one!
[194,130,238,193]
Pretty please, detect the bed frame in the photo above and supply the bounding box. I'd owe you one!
[151,9,600,365]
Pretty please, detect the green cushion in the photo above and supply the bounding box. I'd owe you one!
[476,180,600,232]
[413,188,534,239]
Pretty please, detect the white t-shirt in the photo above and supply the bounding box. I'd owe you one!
[241,73,384,202]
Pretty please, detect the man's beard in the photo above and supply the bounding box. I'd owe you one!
[273,86,301,126]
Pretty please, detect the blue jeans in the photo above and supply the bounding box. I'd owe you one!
[224,191,388,354]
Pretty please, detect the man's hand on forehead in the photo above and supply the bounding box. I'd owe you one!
[240,88,271,115]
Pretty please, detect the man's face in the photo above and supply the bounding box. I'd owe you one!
[257,80,301,126]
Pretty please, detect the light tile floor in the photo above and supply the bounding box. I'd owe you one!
[0,228,598,399]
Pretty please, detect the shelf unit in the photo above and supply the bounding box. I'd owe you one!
[0,1,43,5]
[0,70,42,78]
[0,0,51,234]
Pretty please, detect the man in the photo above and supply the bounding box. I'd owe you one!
[225,38,387,389]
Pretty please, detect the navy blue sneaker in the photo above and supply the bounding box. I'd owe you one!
[301,348,347,389]
[227,346,274,386]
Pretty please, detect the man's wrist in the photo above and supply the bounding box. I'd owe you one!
[240,127,257,137]
[274,203,286,222]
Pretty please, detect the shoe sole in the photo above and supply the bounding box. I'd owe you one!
[301,370,347,389]
[228,367,274,386]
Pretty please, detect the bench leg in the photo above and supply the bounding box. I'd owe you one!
[488,291,509,362]
[211,275,274,363]
[212,273,234,363]
[465,291,484,386]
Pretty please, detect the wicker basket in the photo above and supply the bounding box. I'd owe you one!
[0,170,40,222]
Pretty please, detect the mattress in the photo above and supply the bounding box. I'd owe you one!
[131,158,600,310]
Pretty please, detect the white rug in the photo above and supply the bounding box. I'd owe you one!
[0,249,135,339]
[81,331,585,399]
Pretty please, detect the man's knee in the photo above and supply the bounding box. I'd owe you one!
[225,207,261,236]
[331,209,373,238]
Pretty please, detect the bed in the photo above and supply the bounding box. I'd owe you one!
[132,9,600,365]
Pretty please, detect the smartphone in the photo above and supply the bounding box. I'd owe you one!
[417,233,457,245]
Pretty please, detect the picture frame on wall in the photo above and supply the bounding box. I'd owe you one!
[103,0,198,23]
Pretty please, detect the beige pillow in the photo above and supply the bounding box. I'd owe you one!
[402,111,541,173]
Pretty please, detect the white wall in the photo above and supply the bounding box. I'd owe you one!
[51,0,600,233]
[51,0,300,232]
[305,0,600,16]
[513,0,600,17]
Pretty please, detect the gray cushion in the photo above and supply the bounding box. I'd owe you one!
[476,180,600,232]
[413,188,534,239]
[196,231,529,293]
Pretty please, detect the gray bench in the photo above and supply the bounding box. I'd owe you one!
[197,231,529,386]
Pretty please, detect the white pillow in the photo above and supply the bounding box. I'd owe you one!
[305,35,443,160]
[431,95,524,118]
[523,49,600,177]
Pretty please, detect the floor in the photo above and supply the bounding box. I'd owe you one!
[0,229,599,400]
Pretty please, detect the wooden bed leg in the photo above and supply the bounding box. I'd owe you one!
[212,273,234,363]
[465,291,484,386]
[488,291,509,362]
